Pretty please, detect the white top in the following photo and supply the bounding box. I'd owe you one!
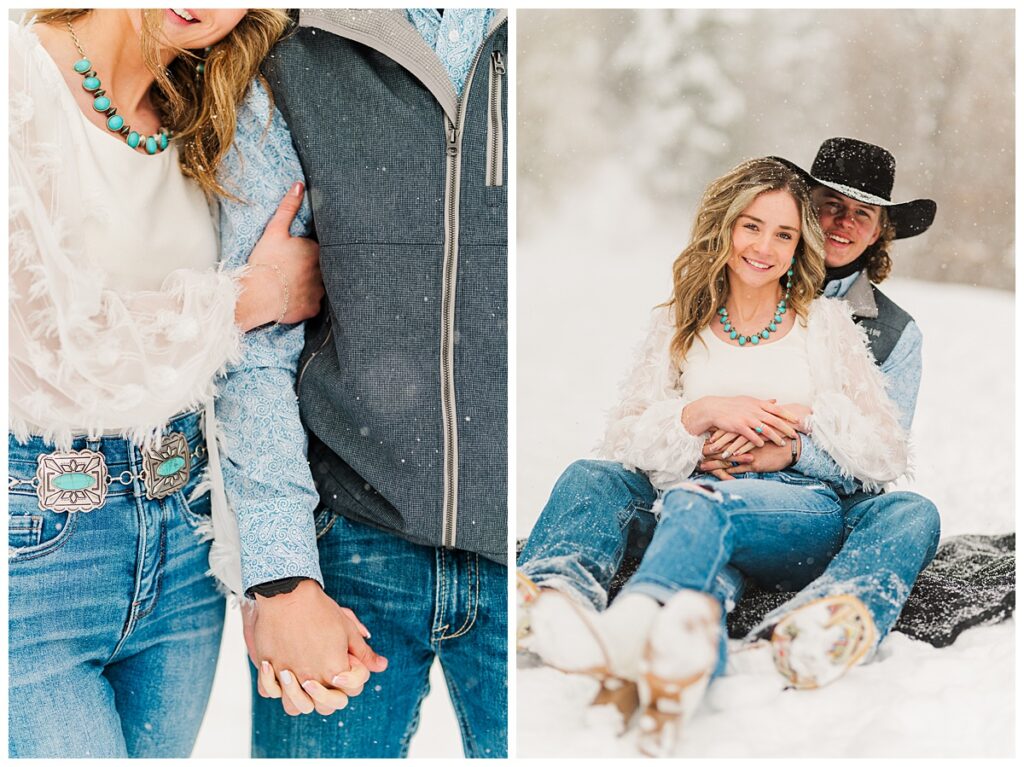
[73,102,218,294]
[599,299,909,493]
[9,21,241,448]
[682,321,813,406]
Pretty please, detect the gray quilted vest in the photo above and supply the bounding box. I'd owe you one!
[841,271,912,366]
[262,10,508,563]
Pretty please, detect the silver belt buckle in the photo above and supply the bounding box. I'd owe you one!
[35,449,109,513]
[141,432,191,500]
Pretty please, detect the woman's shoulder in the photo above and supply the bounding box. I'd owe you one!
[10,19,70,133]
[808,295,859,330]
[806,295,874,360]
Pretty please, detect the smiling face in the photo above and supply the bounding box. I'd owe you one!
[128,8,248,50]
[726,189,802,291]
[812,187,883,269]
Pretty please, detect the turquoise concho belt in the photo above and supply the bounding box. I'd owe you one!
[17,432,202,514]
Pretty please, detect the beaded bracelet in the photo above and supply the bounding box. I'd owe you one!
[250,264,290,326]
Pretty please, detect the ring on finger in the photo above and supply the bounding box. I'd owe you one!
[755,424,764,434]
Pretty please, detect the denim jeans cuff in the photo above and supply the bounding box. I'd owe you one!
[618,577,684,607]
[528,574,606,612]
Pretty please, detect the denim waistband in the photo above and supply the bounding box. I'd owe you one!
[8,411,206,478]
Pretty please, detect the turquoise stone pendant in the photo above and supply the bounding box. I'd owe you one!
[68,22,171,155]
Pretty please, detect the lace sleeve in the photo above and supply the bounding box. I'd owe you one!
[598,307,705,490]
[8,22,242,448]
[805,298,910,490]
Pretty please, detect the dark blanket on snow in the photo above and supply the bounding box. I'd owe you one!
[517,533,1015,648]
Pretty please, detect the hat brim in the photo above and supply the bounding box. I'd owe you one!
[768,155,936,240]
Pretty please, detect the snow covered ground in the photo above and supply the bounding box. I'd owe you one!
[515,175,1015,757]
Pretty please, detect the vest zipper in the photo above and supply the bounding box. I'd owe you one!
[440,28,502,550]
[485,51,505,186]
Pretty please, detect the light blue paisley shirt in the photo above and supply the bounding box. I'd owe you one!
[217,11,496,593]
[216,82,323,594]
[406,9,497,96]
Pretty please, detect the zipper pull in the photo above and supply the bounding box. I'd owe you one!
[446,123,458,157]
[491,50,505,75]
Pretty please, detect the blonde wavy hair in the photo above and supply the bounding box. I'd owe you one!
[666,157,827,365]
[33,8,291,198]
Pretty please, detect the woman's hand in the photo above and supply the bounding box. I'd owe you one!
[242,579,388,716]
[681,396,802,446]
[235,182,325,331]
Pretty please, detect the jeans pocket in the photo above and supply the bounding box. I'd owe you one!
[314,506,338,540]
[175,487,213,530]
[8,492,79,562]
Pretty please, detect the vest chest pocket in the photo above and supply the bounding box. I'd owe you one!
[485,50,505,189]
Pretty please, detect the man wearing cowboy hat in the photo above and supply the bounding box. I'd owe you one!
[701,138,942,686]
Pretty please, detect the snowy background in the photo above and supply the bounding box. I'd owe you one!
[518,9,1014,290]
[517,8,1014,758]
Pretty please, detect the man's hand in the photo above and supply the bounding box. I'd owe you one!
[242,579,388,716]
[700,435,801,480]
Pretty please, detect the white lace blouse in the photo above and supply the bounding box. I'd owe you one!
[599,297,909,493]
[8,21,242,449]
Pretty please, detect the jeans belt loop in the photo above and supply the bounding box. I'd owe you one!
[11,431,202,514]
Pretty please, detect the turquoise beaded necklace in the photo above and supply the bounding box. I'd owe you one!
[67,22,170,155]
[717,260,794,347]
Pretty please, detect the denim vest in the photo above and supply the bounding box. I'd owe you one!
[262,10,508,562]
[843,271,912,366]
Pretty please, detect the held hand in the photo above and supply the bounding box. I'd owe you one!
[243,580,388,716]
[700,435,802,478]
[683,396,801,446]
[235,182,324,331]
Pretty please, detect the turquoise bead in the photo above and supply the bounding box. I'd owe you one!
[159,132,169,150]
[787,269,794,276]
[157,456,186,477]
[738,336,747,346]
[54,472,96,491]
[73,58,91,74]
[127,131,141,148]
[92,96,110,111]
[145,136,158,155]
[718,308,727,315]
[82,76,100,91]
[729,330,738,339]
[751,335,760,345]
[774,315,782,323]
[779,306,786,314]
[769,322,777,331]
[761,330,770,339]
[106,114,124,131]
[723,323,731,332]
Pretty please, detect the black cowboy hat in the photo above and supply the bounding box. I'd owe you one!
[771,137,937,239]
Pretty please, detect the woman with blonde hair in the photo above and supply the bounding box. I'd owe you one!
[517,157,909,755]
[8,8,324,757]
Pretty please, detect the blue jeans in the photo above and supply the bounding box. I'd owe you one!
[251,514,507,758]
[8,412,225,758]
[519,460,939,668]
